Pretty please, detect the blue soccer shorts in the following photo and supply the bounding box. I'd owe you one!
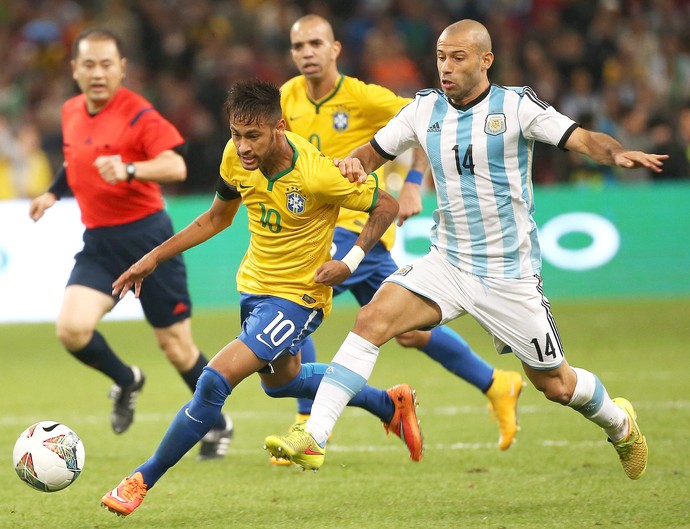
[238,293,324,369]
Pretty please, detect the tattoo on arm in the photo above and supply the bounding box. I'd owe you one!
[359,210,396,252]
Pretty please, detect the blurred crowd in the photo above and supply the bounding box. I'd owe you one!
[1,0,689,198]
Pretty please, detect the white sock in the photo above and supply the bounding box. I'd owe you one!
[568,367,628,441]
[306,332,379,445]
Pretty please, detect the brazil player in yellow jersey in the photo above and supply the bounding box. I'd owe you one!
[274,14,525,455]
[101,80,421,517]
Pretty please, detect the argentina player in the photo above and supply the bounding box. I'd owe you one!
[269,19,667,480]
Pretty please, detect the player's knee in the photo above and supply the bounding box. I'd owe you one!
[195,367,231,403]
[395,330,427,349]
[163,344,197,371]
[353,303,393,342]
[55,321,90,351]
[155,320,198,369]
[261,383,291,399]
[157,334,197,371]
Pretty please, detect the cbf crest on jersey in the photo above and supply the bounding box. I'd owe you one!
[485,113,506,136]
[333,110,349,131]
[286,186,306,214]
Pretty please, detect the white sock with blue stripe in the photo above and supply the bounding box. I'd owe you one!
[568,367,628,442]
[306,332,379,446]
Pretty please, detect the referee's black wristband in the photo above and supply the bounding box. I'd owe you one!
[47,166,69,198]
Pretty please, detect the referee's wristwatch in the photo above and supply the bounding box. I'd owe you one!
[126,163,137,182]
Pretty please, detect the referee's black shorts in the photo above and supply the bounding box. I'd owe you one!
[67,210,192,328]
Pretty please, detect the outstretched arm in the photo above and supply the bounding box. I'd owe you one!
[565,127,668,172]
[112,196,240,298]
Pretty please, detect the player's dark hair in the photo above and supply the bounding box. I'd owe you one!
[71,28,125,59]
[224,79,282,126]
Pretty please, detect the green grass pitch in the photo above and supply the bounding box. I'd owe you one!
[1,298,689,528]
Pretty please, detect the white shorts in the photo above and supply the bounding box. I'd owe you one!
[383,248,565,370]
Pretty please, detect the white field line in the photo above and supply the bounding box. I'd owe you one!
[2,400,688,427]
[0,401,690,455]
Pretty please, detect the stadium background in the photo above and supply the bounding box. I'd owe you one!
[0,0,689,196]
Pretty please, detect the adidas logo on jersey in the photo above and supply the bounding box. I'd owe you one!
[426,121,441,133]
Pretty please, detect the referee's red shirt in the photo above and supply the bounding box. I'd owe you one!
[62,87,184,228]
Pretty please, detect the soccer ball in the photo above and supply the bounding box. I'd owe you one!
[13,421,86,492]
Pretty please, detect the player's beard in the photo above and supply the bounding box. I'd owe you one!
[258,131,281,173]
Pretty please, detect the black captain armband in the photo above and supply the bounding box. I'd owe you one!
[172,142,188,157]
[215,176,241,200]
[48,166,70,199]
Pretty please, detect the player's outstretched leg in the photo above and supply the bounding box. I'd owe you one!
[101,367,232,516]
[610,398,647,479]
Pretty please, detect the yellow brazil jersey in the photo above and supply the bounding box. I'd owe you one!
[219,131,381,316]
[280,74,411,251]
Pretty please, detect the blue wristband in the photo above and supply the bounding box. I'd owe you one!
[404,169,423,185]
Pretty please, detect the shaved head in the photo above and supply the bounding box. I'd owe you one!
[439,19,492,55]
[291,14,335,42]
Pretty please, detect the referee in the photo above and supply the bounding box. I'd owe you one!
[29,28,232,460]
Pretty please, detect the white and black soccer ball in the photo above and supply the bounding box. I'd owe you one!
[13,421,85,492]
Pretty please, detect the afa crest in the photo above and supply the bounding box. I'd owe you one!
[393,264,413,276]
[333,110,349,131]
[484,113,506,136]
[286,188,306,214]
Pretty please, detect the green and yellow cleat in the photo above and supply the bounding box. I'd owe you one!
[269,413,311,466]
[611,397,648,480]
[264,423,325,471]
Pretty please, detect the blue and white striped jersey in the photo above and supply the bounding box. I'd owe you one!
[372,84,578,279]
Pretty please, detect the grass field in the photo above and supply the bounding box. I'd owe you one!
[1,298,689,528]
